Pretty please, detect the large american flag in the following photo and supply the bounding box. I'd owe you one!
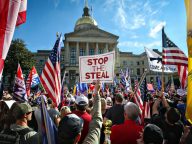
[40,35,62,106]
[162,28,188,89]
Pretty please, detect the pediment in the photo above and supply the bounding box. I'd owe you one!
[65,28,118,39]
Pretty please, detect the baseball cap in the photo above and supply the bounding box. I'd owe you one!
[13,102,33,119]
[143,124,163,144]
[58,114,84,139]
[75,95,88,106]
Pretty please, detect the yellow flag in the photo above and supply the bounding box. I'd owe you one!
[185,0,192,124]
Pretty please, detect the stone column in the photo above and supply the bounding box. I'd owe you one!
[86,42,89,55]
[65,42,69,65]
[96,43,99,54]
[76,42,79,64]
[105,43,109,53]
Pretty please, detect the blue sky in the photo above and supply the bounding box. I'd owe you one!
[14,0,188,55]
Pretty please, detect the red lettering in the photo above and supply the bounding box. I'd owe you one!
[90,72,95,79]
[93,58,97,65]
[85,73,90,79]
[98,58,103,64]
[96,72,101,78]
[105,71,109,78]
[87,59,92,65]
[104,57,108,64]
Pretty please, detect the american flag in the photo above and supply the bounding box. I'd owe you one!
[120,68,132,91]
[40,35,62,106]
[140,78,151,119]
[162,28,188,89]
[133,77,144,124]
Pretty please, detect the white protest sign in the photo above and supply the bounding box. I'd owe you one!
[79,51,115,83]
[145,47,177,73]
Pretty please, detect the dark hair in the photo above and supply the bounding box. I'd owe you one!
[87,93,92,99]
[115,93,123,103]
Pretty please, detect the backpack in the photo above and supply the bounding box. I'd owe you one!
[0,127,33,144]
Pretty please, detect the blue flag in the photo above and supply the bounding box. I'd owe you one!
[41,96,58,144]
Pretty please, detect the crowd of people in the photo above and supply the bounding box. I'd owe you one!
[0,80,192,144]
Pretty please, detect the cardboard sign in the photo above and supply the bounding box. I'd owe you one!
[79,51,115,83]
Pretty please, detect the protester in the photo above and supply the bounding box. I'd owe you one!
[110,102,143,144]
[151,93,184,144]
[143,124,164,144]
[10,102,40,144]
[73,94,92,144]
[58,80,102,144]
[104,93,124,125]
[60,106,71,118]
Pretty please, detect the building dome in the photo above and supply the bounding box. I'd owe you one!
[75,16,98,27]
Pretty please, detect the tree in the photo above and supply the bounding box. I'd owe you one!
[3,39,35,91]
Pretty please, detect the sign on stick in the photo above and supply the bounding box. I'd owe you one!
[79,51,115,83]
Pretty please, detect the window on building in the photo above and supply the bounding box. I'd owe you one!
[61,55,64,61]
[70,48,76,65]
[40,60,44,65]
[137,61,140,65]
[123,61,127,66]
[89,48,95,55]
[80,48,85,56]
[131,69,134,74]
[137,68,140,75]
[142,61,144,65]
[130,61,133,66]
[98,48,103,54]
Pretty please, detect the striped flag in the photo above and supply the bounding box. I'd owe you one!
[40,35,62,106]
[140,78,151,119]
[162,28,188,89]
[13,63,27,102]
[26,66,40,96]
[16,0,27,26]
[133,78,144,124]
[0,0,27,80]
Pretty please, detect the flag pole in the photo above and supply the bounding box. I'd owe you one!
[161,27,165,93]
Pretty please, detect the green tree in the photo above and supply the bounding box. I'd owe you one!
[3,39,35,90]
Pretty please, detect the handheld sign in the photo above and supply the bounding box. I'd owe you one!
[79,51,115,83]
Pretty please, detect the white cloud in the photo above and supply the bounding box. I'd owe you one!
[103,0,169,31]
[149,21,166,38]
[130,14,146,30]
[115,6,128,29]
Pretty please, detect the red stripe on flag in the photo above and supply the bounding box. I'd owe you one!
[0,0,10,58]
[162,61,188,66]
[162,56,188,61]
[163,49,186,54]
[42,68,56,91]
